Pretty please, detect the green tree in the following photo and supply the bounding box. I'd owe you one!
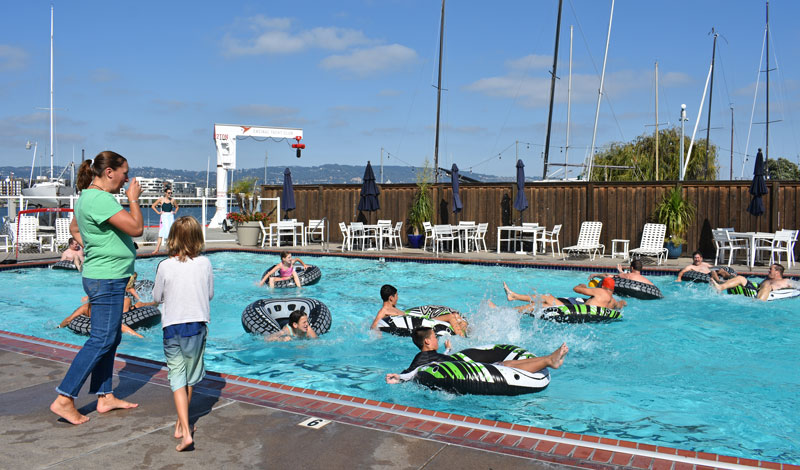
[765,157,800,180]
[588,127,719,181]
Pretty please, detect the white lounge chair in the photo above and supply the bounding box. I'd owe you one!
[628,223,668,265]
[562,221,604,260]
[55,217,72,250]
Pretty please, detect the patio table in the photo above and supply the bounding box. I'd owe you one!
[729,231,775,268]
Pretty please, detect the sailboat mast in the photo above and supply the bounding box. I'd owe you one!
[586,0,615,181]
[655,61,659,181]
[542,0,564,180]
[433,0,445,184]
[50,4,54,180]
[565,24,573,180]
[704,28,718,179]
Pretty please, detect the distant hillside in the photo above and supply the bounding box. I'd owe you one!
[1,164,516,186]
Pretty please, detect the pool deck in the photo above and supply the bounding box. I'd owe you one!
[1,228,797,469]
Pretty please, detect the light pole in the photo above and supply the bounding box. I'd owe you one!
[679,104,687,181]
[25,141,38,186]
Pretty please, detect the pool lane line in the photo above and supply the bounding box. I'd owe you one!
[0,330,771,470]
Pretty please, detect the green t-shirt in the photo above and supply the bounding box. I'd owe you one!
[75,189,135,279]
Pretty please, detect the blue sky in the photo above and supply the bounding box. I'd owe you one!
[2,1,799,180]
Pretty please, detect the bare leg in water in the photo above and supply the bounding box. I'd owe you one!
[501,343,569,371]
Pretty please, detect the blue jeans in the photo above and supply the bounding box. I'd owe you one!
[56,277,128,398]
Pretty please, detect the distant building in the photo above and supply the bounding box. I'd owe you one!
[171,181,196,197]
[1,176,24,196]
[195,187,215,198]
[137,177,166,196]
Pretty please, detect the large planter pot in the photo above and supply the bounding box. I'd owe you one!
[408,234,424,249]
[237,221,261,246]
[666,241,683,259]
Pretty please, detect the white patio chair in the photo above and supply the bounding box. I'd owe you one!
[275,220,297,247]
[376,220,393,250]
[55,217,72,250]
[562,221,605,260]
[258,221,273,248]
[538,224,562,257]
[338,222,351,251]
[349,222,370,250]
[387,221,403,250]
[433,224,458,254]
[305,219,325,244]
[754,230,794,268]
[469,222,489,252]
[422,221,435,252]
[712,229,748,267]
[787,229,799,267]
[628,223,668,265]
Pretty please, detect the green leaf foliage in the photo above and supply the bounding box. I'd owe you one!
[589,128,719,181]
[765,157,800,180]
[408,158,434,234]
[653,185,696,245]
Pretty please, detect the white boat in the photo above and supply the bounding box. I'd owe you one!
[21,5,74,208]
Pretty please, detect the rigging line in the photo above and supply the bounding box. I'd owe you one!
[740,27,766,179]
[768,30,800,156]
[468,141,516,172]
[716,45,746,166]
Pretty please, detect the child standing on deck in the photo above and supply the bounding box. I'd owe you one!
[152,216,214,452]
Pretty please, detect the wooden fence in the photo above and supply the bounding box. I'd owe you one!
[261,180,800,259]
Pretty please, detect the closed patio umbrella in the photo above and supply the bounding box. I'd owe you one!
[281,167,295,219]
[357,161,380,216]
[747,149,767,217]
[513,159,528,224]
[451,163,463,218]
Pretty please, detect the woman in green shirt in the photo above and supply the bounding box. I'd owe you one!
[50,151,144,425]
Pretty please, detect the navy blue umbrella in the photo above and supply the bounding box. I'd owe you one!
[451,163,463,214]
[281,167,296,217]
[357,161,380,212]
[513,159,528,223]
[747,149,768,217]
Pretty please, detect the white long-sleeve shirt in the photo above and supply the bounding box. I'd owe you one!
[153,255,214,328]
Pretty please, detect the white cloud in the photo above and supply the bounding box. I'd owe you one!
[0,45,28,71]
[222,15,374,56]
[320,44,417,78]
[661,71,692,87]
[505,54,552,71]
[90,68,119,83]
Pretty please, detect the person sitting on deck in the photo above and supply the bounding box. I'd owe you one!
[385,326,569,384]
[267,310,319,342]
[259,252,309,288]
[370,284,467,337]
[488,279,627,314]
[60,237,84,271]
[589,259,654,286]
[710,263,792,301]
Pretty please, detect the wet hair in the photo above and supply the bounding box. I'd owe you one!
[76,151,127,191]
[411,327,434,350]
[772,263,785,276]
[692,251,703,258]
[630,259,643,272]
[167,216,204,261]
[288,310,307,326]
[68,237,76,245]
[280,251,291,260]
[126,272,138,290]
[380,284,397,302]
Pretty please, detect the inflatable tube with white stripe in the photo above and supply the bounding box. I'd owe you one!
[242,297,331,335]
[67,305,161,335]
[261,265,322,288]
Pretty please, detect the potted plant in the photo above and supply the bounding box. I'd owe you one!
[407,160,434,249]
[653,184,696,258]
[227,177,275,246]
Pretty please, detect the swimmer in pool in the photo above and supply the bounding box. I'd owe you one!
[588,259,654,286]
[259,251,309,288]
[488,279,626,313]
[267,311,319,341]
[370,284,468,337]
[710,263,792,301]
[57,296,152,338]
[385,326,569,383]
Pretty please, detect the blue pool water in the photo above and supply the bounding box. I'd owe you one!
[1,252,798,464]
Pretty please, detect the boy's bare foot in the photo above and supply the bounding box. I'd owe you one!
[174,421,197,439]
[96,394,139,413]
[503,281,515,301]
[487,299,497,308]
[50,396,90,425]
[709,279,722,291]
[176,435,194,452]
[547,343,569,369]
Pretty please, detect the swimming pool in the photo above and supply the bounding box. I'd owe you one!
[1,252,798,464]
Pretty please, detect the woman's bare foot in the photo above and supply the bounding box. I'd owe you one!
[547,343,569,369]
[176,434,194,452]
[503,281,515,301]
[174,421,197,439]
[96,393,139,413]
[50,396,90,425]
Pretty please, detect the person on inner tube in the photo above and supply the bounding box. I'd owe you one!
[267,310,318,342]
[60,237,84,271]
[489,278,627,314]
[589,259,654,286]
[710,263,792,301]
[385,327,569,384]
[259,252,309,288]
[370,284,468,337]
[57,296,148,338]
[676,251,725,282]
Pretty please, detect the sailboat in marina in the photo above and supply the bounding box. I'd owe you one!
[22,5,75,208]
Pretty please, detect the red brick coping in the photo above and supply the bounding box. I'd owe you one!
[1,330,792,470]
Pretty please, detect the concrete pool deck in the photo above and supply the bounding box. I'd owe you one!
[1,229,798,469]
